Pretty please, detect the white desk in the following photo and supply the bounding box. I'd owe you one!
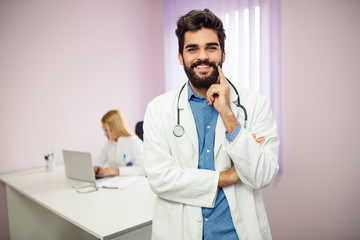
[0,165,156,240]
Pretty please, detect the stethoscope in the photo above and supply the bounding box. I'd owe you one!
[173,79,248,137]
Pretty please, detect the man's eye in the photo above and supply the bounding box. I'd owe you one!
[208,46,217,50]
[188,48,196,52]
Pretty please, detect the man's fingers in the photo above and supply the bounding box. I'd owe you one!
[206,84,221,105]
[253,136,265,145]
[217,65,226,84]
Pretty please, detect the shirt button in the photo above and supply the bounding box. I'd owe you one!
[207,125,211,129]
[205,218,208,222]
[206,149,210,153]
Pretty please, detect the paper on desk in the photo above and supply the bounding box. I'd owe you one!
[97,176,140,189]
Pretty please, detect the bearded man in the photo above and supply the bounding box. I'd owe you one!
[143,8,279,240]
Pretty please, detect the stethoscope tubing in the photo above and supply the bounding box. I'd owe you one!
[174,79,247,137]
[173,83,187,137]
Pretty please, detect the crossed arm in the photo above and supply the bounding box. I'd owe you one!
[218,134,264,187]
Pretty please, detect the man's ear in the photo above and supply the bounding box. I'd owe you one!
[178,53,184,65]
[222,51,226,64]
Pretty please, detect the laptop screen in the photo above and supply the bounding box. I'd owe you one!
[63,150,96,183]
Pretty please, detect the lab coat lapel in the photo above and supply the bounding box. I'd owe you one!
[178,84,199,158]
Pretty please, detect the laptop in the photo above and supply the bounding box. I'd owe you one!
[63,150,101,184]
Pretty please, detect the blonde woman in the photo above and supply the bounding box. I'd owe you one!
[94,110,145,177]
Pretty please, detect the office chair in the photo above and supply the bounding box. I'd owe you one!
[135,121,144,141]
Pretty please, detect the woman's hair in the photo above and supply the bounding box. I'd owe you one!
[101,110,134,138]
[175,8,226,55]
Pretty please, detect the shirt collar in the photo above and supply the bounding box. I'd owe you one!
[187,81,206,101]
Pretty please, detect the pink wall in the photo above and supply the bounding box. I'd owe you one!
[2,0,360,239]
[0,0,164,238]
[262,0,360,239]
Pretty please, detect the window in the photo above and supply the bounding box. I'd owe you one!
[163,0,282,170]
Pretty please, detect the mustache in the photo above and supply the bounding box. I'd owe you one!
[190,60,218,69]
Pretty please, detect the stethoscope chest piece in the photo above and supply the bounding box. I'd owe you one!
[173,124,184,137]
[172,79,247,138]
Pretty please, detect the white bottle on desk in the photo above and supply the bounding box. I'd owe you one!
[45,151,56,171]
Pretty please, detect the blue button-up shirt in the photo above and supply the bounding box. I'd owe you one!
[188,84,239,240]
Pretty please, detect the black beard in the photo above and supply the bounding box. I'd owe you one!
[183,60,221,89]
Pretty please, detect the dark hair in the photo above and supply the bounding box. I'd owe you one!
[175,8,226,55]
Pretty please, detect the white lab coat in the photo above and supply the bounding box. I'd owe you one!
[144,82,279,240]
[95,136,145,176]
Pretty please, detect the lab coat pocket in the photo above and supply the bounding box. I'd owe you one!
[152,197,177,238]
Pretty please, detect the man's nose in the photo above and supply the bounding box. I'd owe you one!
[197,49,209,61]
